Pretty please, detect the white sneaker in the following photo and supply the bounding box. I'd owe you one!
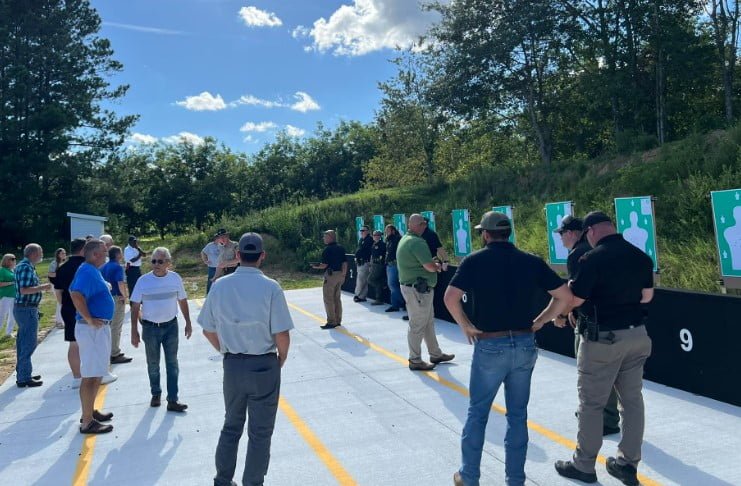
[101,373,118,385]
[71,377,81,389]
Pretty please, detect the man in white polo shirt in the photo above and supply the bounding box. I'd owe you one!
[199,232,293,486]
[124,235,146,297]
[130,247,192,412]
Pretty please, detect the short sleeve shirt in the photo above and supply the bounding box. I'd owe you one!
[217,241,239,267]
[321,242,346,271]
[14,258,41,305]
[130,271,188,323]
[567,237,592,280]
[69,262,115,321]
[198,267,294,355]
[54,256,86,325]
[421,227,443,257]
[0,267,15,299]
[570,234,653,329]
[202,241,221,267]
[448,242,564,331]
[397,233,437,287]
[101,261,125,296]
[124,245,143,267]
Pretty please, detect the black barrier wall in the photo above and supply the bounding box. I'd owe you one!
[340,255,741,406]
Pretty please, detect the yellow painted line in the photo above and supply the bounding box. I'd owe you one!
[279,397,358,485]
[287,301,661,486]
[71,384,110,486]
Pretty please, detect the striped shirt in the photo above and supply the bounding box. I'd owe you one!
[15,258,42,305]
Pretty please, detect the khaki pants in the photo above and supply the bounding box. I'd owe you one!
[575,333,620,429]
[110,299,126,357]
[355,263,369,299]
[400,285,442,362]
[573,325,652,474]
[323,272,344,325]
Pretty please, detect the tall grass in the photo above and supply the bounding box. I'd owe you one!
[171,127,741,293]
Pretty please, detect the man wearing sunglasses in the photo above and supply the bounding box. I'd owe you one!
[130,247,192,412]
[353,225,373,302]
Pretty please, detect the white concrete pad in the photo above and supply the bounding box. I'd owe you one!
[0,288,738,486]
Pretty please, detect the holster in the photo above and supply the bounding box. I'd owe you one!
[413,277,430,294]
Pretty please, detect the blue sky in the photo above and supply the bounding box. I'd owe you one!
[91,0,443,153]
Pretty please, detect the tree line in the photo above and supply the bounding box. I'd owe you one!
[1,0,739,248]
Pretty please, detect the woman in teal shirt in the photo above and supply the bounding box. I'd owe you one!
[0,254,17,336]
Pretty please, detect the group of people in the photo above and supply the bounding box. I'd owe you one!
[200,228,241,294]
[314,210,653,486]
[10,234,191,436]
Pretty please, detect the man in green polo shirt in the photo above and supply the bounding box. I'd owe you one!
[397,214,454,371]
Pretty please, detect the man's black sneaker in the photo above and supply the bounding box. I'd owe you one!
[603,425,621,436]
[606,457,639,486]
[353,296,367,302]
[320,323,339,329]
[384,306,399,312]
[17,380,43,388]
[554,460,597,483]
[402,315,409,321]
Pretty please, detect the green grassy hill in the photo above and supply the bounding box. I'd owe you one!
[171,126,741,293]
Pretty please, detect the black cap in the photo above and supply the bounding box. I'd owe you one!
[583,211,612,229]
[214,228,228,238]
[128,235,137,243]
[555,215,583,234]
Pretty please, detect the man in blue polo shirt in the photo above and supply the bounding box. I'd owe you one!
[444,211,572,486]
[70,239,116,434]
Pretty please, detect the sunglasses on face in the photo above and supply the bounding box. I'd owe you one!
[151,259,168,265]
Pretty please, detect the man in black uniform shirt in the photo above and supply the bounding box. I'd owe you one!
[312,230,347,329]
[556,215,620,436]
[444,211,572,486]
[555,211,654,486]
[368,230,387,305]
[420,218,449,271]
[54,238,87,388]
[353,226,373,303]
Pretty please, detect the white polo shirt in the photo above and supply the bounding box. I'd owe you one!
[130,271,187,323]
[198,267,294,355]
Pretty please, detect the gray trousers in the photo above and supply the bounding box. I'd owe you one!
[575,333,620,429]
[573,325,652,474]
[400,285,442,362]
[354,262,370,299]
[110,299,126,357]
[215,353,281,486]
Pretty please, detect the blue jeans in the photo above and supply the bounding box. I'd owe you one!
[386,264,404,309]
[460,334,538,486]
[142,319,180,401]
[207,267,216,294]
[14,306,39,383]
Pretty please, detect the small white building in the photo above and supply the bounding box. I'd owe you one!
[66,212,108,240]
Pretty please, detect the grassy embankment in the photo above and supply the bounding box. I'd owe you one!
[170,127,741,295]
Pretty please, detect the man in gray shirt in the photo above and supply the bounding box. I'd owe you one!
[198,232,293,486]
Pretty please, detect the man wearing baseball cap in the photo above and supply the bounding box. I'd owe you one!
[199,232,294,486]
[445,211,572,486]
[554,211,654,486]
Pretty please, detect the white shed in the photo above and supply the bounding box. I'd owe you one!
[66,212,108,240]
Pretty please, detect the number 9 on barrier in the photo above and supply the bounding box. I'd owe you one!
[679,328,693,352]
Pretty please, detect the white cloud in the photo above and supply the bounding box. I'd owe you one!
[285,125,306,137]
[231,95,285,108]
[297,0,445,56]
[175,91,227,111]
[290,92,320,112]
[292,26,310,39]
[243,135,259,144]
[129,132,158,145]
[238,6,282,27]
[162,132,205,145]
[240,121,278,133]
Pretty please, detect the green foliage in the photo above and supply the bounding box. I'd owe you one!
[172,127,741,294]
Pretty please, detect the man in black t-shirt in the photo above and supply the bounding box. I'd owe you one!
[556,215,620,436]
[444,211,572,486]
[420,219,449,271]
[312,230,347,329]
[54,238,87,389]
[554,211,654,486]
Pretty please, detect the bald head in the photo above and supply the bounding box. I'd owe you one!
[408,214,426,235]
